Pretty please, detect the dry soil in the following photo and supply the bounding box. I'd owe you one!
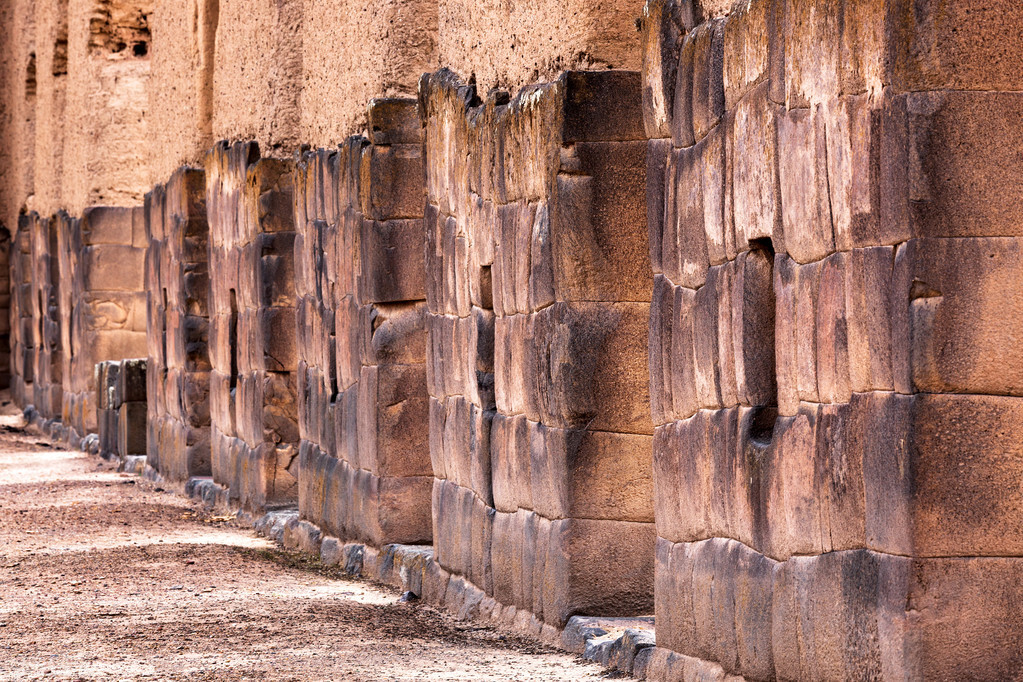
[0,397,611,681]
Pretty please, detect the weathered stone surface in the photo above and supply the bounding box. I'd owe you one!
[293,107,432,547]
[206,141,298,511]
[422,69,654,628]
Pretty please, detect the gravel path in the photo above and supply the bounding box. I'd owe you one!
[0,399,610,681]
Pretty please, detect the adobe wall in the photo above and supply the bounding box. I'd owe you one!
[205,141,299,512]
[419,69,654,629]
[640,0,1023,678]
[145,167,212,482]
[294,100,432,547]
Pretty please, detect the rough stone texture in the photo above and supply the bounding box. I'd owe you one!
[641,0,1023,679]
[96,357,147,460]
[420,68,654,629]
[26,212,62,418]
[293,98,432,548]
[61,206,148,437]
[145,166,212,482]
[0,224,11,390]
[205,141,299,512]
[10,215,36,407]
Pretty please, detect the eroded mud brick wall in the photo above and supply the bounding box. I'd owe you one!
[11,215,36,406]
[295,100,431,547]
[206,142,298,511]
[421,69,654,628]
[145,167,212,481]
[29,212,62,418]
[60,207,147,437]
[642,0,1023,678]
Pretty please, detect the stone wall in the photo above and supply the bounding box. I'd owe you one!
[0,224,11,390]
[60,206,148,438]
[420,69,655,629]
[206,141,299,512]
[28,211,61,418]
[294,99,432,547]
[145,167,212,482]
[11,215,35,406]
[640,0,1023,679]
[96,358,147,460]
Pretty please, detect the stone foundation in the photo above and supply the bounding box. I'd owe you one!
[145,167,212,482]
[293,98,432,548]
[420,68,655,628]
[205,141,299,512]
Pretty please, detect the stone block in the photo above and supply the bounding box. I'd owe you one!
[529,425,654,523]
[118,401,147,456]
[778,105,834,264]
[82,245,146,292]
[882,92,1023,242]
[80,206,134,246]
[731,82,781,249]
[367,98,422,146]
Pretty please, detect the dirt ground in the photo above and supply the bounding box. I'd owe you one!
[0,400,611,681]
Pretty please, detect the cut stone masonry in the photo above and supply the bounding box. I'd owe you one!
[145,167,212,482]
[205,141,299,512]
[293,98,432,548]
[419,68,655,630]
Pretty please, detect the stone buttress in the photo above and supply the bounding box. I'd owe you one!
[420,69,655,629]
[145,167,213,482]
[294,99,432,547]
[206,141,299,511]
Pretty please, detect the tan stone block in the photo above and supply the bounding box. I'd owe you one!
[897,238,1023,396]
[671,32,697,149]
[553,141,650,303]
[529,425,653,523]
[845,246,893,393]
[889,0,1023,92]
[783,0,841,108]
[259,306,298,372]
[82,245,145,292]
[722,0,772,111]
[665,144,709,290]
[778,105,834,264]
[825,95,880,250]
[359,218,427,305]
[815,252,850,404]
[793,259,820,403]
[649,275,674,427]
[903,556,1023,680]
[531,302,653,435]
[367,98,422,146]
[774,255,799,416]
[640,0,689,138]
[690,19,725,143]
[360,144,425,221]
[491,413,532,514]
[732,82,781,249]
[80,206,134,246]
[543,519,655,627]
[884,92,1023,242]
[670,285,697,421]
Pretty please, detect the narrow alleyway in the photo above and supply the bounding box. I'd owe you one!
[0,397,607,681]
